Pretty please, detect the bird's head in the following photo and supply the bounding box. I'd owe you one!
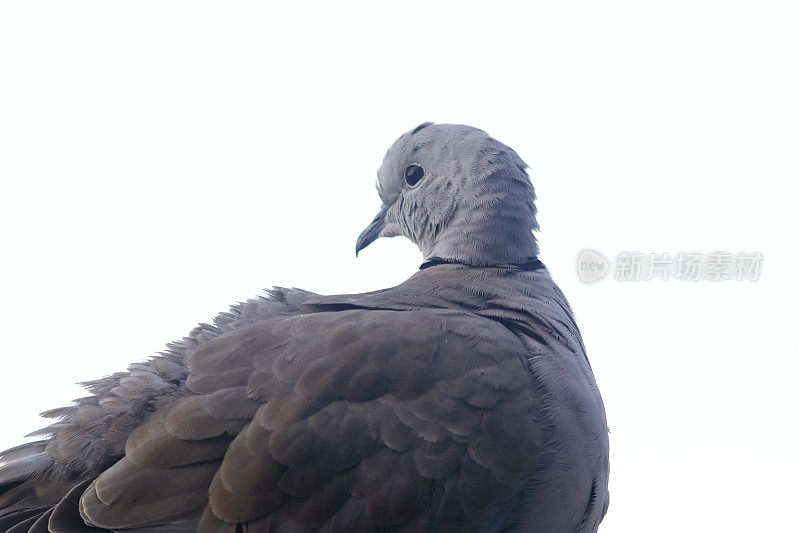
[356,123,540,266]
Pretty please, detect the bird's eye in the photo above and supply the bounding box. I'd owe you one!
[404,165,425,187]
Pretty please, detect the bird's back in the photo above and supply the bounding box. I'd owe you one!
[310,263,610,532]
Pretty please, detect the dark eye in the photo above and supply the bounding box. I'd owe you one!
[404,165,425,187]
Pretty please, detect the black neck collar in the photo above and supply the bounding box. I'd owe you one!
[419,256,546,272]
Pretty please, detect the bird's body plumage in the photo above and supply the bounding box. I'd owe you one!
[0,124,609,532]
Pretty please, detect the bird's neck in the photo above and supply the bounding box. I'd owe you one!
[417,166,540,267]
[423,224,540,267]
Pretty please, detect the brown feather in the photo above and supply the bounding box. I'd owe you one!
[0,508,46,532]
[25,507,53,533]
[5,512,41,533]
[48,479,104,532]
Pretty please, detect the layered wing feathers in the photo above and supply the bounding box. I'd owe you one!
[77,308,542,531]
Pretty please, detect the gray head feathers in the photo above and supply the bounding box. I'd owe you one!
[357,123,539,266]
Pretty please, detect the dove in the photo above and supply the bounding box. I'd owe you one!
[0,123,609,532]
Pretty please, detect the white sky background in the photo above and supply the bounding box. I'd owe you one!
[0,1,798,531]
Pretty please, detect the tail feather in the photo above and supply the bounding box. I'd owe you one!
[0,508,48,532]
[25,508,53,533]
[0,452,54,489]
[0,442,48,469]
[6,511,45,533]
[49,479,104,532]
[0,441,59,523]
[0,483,45,517]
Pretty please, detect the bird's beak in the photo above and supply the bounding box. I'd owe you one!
[356,205,388,256]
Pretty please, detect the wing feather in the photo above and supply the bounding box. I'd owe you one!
[54,306,541,531]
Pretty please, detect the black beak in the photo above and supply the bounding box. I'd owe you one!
[355,205,388,256]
